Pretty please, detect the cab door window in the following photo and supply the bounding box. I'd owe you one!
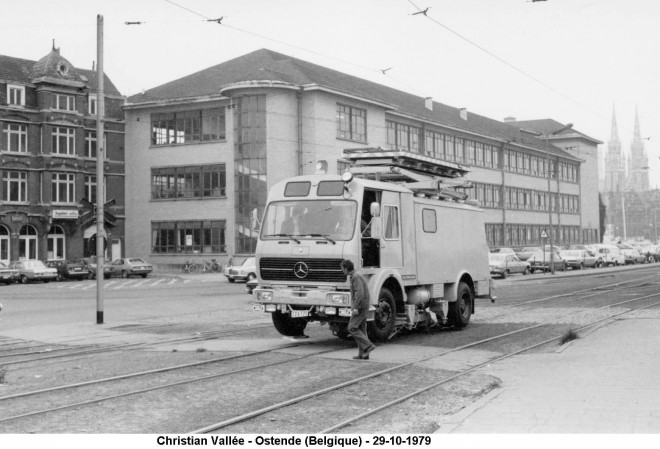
[383,205,400,239]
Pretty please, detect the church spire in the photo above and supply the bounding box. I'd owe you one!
[609,104,620,144]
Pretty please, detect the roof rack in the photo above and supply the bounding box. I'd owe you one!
[343,148,472,201]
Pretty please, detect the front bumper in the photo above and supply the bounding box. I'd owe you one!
[252,287,353,319]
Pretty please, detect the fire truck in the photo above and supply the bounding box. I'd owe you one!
[252,149,494,341]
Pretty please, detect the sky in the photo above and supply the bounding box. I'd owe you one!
[2,0,658,187]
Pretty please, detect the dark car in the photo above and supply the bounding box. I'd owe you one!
[107,258,153,278]
[46,259,89,281]
[79,257,113,279]
[0,261,19,285]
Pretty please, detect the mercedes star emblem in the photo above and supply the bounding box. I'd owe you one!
[293,261,309,279]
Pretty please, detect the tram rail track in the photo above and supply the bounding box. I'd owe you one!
[1,276,658,433]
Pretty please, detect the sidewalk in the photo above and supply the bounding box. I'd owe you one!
[436,312,660,433]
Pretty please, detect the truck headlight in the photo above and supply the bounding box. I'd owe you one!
[327,292,349,305]
[256,291,273,301]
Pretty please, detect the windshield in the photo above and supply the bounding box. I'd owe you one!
[562,250,582,257]
[261,200,357,241]
[488,254,506,263]
[24,260,46,269]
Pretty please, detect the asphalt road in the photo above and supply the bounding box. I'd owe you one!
[0,274,261,333]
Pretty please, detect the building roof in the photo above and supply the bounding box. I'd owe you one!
[0,48,122,96]
[512,119,603,145]
[127,48,582,160]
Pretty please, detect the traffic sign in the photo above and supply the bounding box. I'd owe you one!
[540,230,548,238]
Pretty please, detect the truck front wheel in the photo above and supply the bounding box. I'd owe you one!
[448,282,473,328]
[368,288,396,342]
[271,310,308,337]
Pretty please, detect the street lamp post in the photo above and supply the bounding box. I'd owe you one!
[541,123,573,274]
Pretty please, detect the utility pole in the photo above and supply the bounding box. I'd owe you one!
[96,14,105,324]
[541,123,573,274]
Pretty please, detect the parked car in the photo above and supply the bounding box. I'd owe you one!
[490,247,516,254]
[79,257,114,279]
[488,253,531,278]
[594,244,626,266]
[517,247,543,261]
[46,259,89,281]
[617,244,646,265]
[8,259,58,284]
[559,249,600,269]
[526,250,567,273]
[225,257,256,283]
[0,261,19,285]
[107,258,153,278]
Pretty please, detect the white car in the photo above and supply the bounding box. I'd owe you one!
[225,257,256,283]
[8,260,58,284]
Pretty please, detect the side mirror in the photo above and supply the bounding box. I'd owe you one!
[250,208,261,231]
[370,217,382,239]
[370,202,380,217]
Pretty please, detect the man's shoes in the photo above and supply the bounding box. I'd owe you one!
[353,355,365,360]
[363,345,376,357]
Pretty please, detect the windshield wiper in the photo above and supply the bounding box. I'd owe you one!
[305,234,336,244]
[264,234,301,244]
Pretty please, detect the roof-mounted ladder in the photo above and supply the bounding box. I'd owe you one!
[343,148,473,202]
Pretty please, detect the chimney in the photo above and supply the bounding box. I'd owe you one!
[425,97,433,111]
[504,116,516,123]
[459,108,468,120]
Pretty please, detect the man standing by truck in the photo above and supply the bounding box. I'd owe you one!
[341,259,376,360]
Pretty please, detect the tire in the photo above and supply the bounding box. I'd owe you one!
[447,282,473,329]
[211,263,221,273]
[141,274,148,278]
[523,266,530,276]
[21,275,28,284]
[121,270,129,279]
[330,322,351,340]
[367,287,397,342]
[271,310,308,337]
[501,270,508,279]
[228,278,235,283]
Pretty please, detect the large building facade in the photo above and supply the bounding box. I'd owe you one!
[0,46,125,264]
[124,49,601,267]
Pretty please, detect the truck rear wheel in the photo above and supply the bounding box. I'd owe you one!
[271,310,307,337]
[447,282,472,328]
[368,288,396,342]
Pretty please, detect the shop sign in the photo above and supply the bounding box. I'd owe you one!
[52,210,79,220]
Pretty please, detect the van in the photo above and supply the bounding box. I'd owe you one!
[594,244,625,266]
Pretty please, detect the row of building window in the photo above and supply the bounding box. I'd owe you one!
[335,108,579,182]
[1,122,105,157]
[1,171,99,203]
[0,224,67,262]
[485,223,597,248]
[465,183,580,214]
[151,165,227,199]
[5,84,97,114]
[151,220,226,254]
[503,149,578,182]
[151,109,226,145]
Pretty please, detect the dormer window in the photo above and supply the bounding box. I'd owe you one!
[53,93,76,111]
[7,84,25,107]
[57,61,69,76]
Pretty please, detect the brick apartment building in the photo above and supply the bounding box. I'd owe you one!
[0,45,125,264]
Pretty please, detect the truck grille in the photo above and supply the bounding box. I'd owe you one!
[260,258,346,283]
